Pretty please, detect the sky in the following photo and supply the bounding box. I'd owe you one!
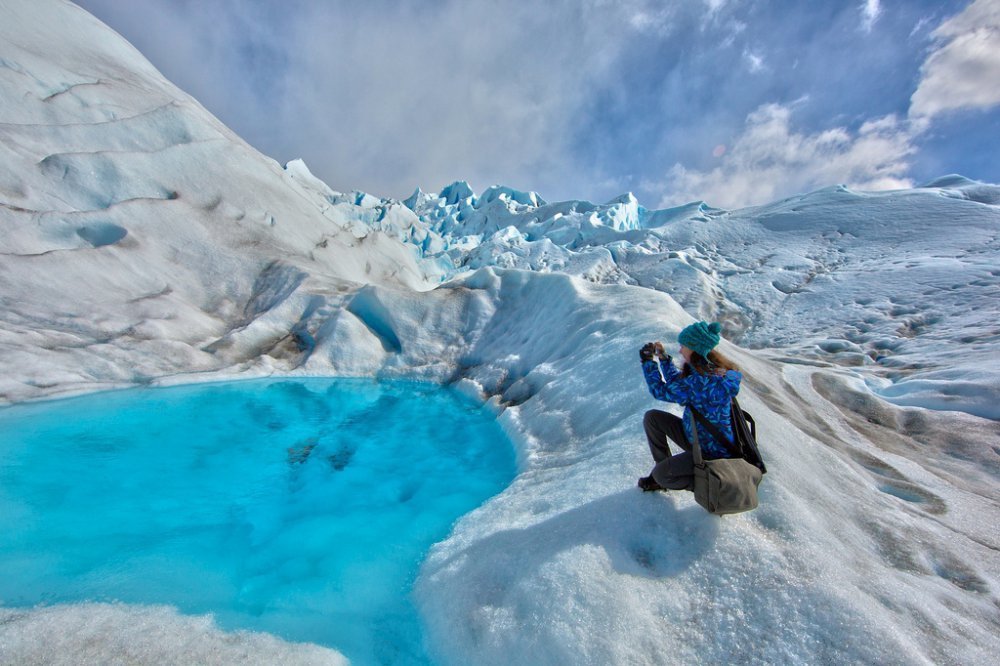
[74,0,1000,210]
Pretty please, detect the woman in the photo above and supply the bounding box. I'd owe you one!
[638,321,741,491]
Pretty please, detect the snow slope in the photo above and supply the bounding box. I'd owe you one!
[0,0,439,407]
[1,1,999,664]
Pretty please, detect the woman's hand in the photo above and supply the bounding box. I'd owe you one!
[640,342,656,362]
[653,342,668,360]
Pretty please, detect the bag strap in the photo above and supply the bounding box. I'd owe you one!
[730,398,766,474]
[689,404,742,458]
[689,414,704,467]
[732,397,756,440]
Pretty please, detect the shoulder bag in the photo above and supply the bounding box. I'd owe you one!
[689,404,763,515]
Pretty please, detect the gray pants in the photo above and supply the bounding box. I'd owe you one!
[643,409,694,491]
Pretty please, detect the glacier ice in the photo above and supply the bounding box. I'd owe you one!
[1,0,999,664]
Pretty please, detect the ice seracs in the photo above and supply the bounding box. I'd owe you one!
[289,168,1000,421]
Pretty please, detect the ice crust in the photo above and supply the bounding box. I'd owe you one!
[1,1,999,664]
[0,603,346,666]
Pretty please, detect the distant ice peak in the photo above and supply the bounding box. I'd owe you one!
[919,173,979,189]
[917,174,1000,205]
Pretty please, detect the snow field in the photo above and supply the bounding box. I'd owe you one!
[1,0,999,663]
[355,271,999,665]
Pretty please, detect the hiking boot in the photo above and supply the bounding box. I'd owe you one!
[637,475,664,492]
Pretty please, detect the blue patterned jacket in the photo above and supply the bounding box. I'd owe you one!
[642,358,742,459]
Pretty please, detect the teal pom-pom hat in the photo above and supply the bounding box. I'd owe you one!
[677,321,722,358]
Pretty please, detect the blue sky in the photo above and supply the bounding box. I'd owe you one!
[75,0,1000,209]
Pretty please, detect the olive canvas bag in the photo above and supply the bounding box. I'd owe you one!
[689,401,764,515]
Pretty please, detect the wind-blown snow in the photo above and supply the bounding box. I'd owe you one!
[1,1,999,665]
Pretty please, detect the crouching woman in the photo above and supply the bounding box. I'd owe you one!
[638,321,741,491]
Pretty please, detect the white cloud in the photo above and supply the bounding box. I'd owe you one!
[628,6,678,33]
[861,0,882,32]
[703,0,730,16]
[77,0,676,201]
[76,0,994,208]
[910,0,1000,119]
[743,48,764,72]
[909,15,934,38]
[657,104,917,209]
[274,1,642,199]
[655,0,1000,210]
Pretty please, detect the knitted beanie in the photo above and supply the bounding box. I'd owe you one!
[678,321,722,358]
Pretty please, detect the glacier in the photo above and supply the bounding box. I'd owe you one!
[1,1,999,664]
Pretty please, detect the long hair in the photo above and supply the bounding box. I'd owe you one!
[682,348,739,377]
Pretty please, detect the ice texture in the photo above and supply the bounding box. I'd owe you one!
[1,1,999,665]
